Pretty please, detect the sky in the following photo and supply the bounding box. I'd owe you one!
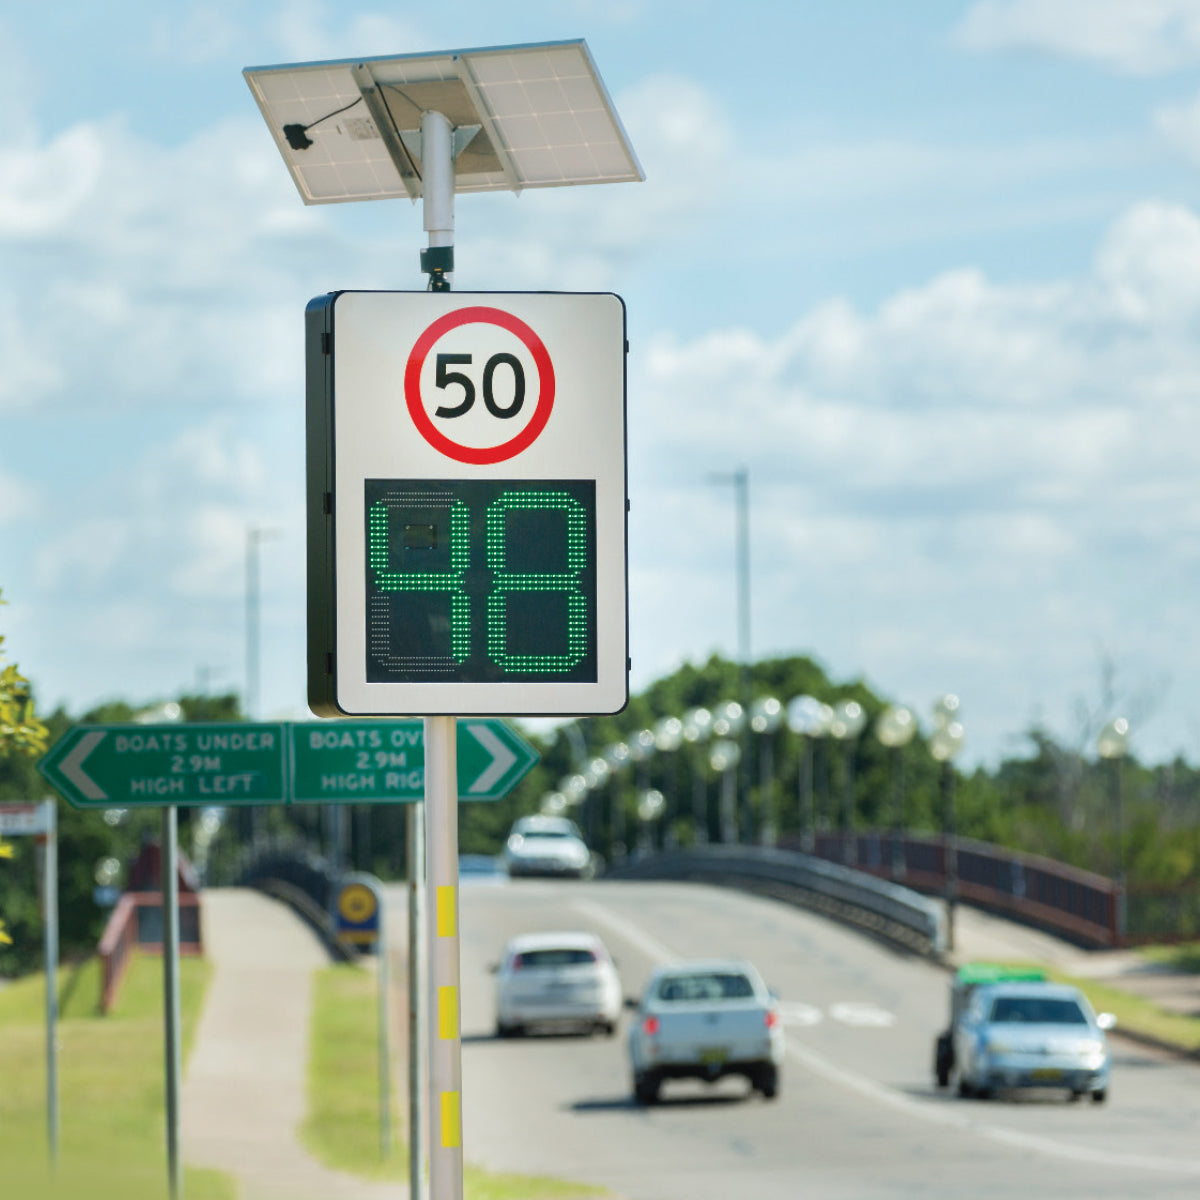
[4,0,1200,768]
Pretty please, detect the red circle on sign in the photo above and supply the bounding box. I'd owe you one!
[404,306,556,464]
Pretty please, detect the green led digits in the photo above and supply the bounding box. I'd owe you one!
[367,493,471,664]
[485,490,588,674]
[364,480,597,684]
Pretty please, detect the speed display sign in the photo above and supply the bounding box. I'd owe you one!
[306,291,628,717]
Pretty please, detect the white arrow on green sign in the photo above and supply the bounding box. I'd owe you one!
[38,720,539,808]
[290,719,538,803]
[38,724,288,808]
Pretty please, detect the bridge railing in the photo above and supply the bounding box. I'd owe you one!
[791,832,1121,947]
[605,844,946,958]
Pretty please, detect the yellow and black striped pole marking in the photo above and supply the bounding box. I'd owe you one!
[425,715,464,1200]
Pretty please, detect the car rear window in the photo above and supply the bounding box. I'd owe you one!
[655,972,755,1002]
[514,948,597,968]
[988,996,1088,1025]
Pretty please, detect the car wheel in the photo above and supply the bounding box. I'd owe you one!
[1069,1089,1084,1103]
[1092,1089,1107,1104]
[753,1064,780,1099]
[634,1071,661,1106]
[956,1076,975,1099]
[495,1020,522,1039]
[934,1034,953,1088]
[599,1020,617,1038]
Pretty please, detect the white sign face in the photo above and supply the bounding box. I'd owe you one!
[0,802,54,836]
[308,291,628,717]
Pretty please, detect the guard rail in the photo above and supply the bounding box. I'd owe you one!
[605,844,947,958]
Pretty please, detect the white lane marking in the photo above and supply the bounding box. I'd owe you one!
[569,898,680,965]
[779,1002,823,1027]
[785,1039,1200,1176]
[830,1001,896,1028]
[566,895,1200,1175]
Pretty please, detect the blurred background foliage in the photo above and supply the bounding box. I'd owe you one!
[2,653,1199,978]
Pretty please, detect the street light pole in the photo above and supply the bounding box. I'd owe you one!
[1098,717,1130,942]
[710,467,751,820]
[930,696,966,955]
[245,525,278,845]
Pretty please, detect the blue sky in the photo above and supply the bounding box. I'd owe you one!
[5,1,1200,767]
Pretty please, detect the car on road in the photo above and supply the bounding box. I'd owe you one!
[934,962,1046,1088]
[952,980,1114,1102]
[493,931,622,1037]
[502,814,595,879]
[628,959,784,1105]
[458,853,509,884]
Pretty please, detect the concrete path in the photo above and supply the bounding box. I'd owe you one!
[181,888,406,1200]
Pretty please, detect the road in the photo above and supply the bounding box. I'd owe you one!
[383,877,1200,1200]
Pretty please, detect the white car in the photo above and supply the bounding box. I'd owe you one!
[493,931,622,1037]
[502,814,594,879]
[628,959,784,1104]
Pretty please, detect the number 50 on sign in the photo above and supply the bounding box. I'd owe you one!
[306,291,629,718]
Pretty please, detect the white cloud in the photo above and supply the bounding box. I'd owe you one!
[625,199,1200,757]
[268,0,427,61]
[955,0,1200,74]
[148,4,244,65]
[1155,87,1200,170]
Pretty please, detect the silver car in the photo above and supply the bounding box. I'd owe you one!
[953,981,1114,1102]
[502,814,595,879]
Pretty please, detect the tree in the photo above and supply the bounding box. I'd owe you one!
[0,588,49,950]
[0,589,48,760]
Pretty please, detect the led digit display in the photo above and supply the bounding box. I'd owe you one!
[364,479,597,684]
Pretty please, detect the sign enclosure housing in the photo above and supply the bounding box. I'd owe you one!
[307,290,629,717]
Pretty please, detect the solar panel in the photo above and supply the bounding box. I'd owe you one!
[244,40,644,205]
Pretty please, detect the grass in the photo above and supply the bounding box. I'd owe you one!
[0,953,235,1200]
[1139,940,1200,974]
[303,963,609,1200]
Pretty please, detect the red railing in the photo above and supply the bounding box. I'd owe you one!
[97,891,204,1013]
[783,832,1122,948]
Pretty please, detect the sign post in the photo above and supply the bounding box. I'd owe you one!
[0,801,59,1169]
[246,38,642,1200]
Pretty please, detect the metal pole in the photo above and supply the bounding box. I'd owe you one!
[416,107,463,1200]
[1113,760,1126,942]
[720,766,737,845]
[798,737,814,853]
[692,757,708,845]
[424,715,463,1200]
[943,761,958,954]
[377,891,392,1160]
[245,528,260,721]
[407,802,427,1200]
[42,800,59,1168]
[842,741,857,867]
[162,805,183,1200]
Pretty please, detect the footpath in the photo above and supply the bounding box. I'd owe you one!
[181,888,406,1200]
[180,887,1199,1200]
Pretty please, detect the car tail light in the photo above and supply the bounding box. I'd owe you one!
[642,1015,660,1036]
[765,1009,779,1030]
[511,954,525,970]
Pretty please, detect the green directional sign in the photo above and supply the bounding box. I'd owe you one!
[39,720,539,808]
[290,719,538,803]
[38,724,287,808]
